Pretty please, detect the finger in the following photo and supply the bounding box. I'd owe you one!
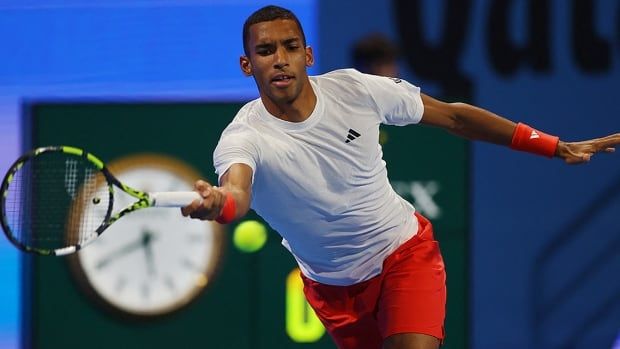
[596,133,620,148]
[189,210,204,220]
[195,189,222,221]
[564,152,591,165]
[201,194,216,209]
[208,195,225,220]
[592,144,616,154]
[200,186,214,199]
[189,200,211,220]
[189,195,216,220]
[575,134,619,152]
[181,199,201,217]
[201,210,217,221]
[576,141,609,155]
[566,157,586,165]
[181,198,203,213]
[194,180,212,191]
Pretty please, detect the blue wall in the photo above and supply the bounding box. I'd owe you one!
[0,1,318,348]
[319,1,620,348]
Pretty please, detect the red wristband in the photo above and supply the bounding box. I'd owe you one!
[510,123,559,158]
[216,192,236,224]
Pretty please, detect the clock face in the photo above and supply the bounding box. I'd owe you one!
[68,155,224,318]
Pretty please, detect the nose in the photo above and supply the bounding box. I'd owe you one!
[273,46,289,69]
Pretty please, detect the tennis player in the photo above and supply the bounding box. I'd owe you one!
[182,5,620,349]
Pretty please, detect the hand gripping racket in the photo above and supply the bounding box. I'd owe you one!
[0,146,201,256]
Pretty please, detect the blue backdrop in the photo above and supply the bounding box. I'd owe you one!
[0,1,318,348]
[319,1,619,348]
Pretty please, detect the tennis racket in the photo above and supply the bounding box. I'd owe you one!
[0,146,202,256]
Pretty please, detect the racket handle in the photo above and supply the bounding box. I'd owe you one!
[150,191,202,207]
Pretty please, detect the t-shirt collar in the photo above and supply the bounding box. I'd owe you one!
[257,79,324,132]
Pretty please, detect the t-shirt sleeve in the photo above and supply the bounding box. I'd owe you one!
[355,70,424,126]
[213,122,259,184]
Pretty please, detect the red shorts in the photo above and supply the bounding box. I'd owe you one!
[301,213,446,349]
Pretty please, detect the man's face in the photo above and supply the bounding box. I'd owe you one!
[240,19,313,105]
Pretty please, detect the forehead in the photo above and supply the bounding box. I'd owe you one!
[247,19,302,44]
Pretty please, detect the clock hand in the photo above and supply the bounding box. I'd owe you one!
[142,229,157,277]
[95,236,147,270]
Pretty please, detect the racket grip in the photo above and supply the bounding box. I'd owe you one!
[150,191,202,207]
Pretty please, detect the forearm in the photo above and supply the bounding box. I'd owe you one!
[420,94,560,158]
[437,102,517,145]
[427,98,620,163]
[218,183,251,220]
[439,103,561,157]
[217,163,253,221]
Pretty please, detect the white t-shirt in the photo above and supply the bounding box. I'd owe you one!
[213,69,424,285]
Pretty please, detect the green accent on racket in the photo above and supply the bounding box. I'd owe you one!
[0,146,201,256]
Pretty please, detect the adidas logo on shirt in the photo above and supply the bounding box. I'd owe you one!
[345,129,361,143]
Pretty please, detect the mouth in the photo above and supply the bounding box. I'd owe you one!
[271,74,295,88]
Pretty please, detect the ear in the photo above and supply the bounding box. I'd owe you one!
[240,55,252,76]
[305,46,314,67]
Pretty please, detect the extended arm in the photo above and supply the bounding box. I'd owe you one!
[181,163,253,222]
[419,94,620,164]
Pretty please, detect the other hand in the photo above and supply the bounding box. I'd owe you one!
[556,133,620,164]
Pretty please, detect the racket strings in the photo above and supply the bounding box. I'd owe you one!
[2,152,110,252]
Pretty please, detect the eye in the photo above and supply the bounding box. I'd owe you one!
[255,45,275,56]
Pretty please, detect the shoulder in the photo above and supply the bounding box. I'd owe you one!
[311,68,368,87]
[223,100,261,134]
[311,69,406,95]
[230,99,260,125]
[310,69,377,103]
[217,100,264,147]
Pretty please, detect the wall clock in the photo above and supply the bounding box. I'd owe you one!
[68,154,224,319]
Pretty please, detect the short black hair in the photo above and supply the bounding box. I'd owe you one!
[242,5,307,56]
[351,33,399,72]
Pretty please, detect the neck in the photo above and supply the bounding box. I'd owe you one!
[262,79,317,122]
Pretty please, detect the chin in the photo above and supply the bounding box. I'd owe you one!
[270,90,296,102]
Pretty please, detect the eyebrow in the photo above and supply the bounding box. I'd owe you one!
[254,37,302,50]
[282,38,301,45]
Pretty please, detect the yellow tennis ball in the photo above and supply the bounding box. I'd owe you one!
[233,220,267,253]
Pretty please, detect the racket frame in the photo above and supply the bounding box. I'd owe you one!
[0,146,154,256]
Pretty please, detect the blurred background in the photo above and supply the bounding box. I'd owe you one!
[0,0,619,348]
